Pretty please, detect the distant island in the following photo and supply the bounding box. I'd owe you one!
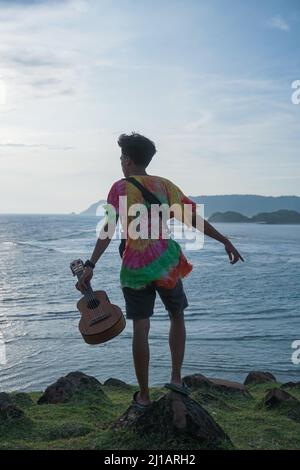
[208,210,300,224]
[79,195,300,218]
[80,200,107,216]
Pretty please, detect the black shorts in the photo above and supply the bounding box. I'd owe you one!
[122,279,188,320]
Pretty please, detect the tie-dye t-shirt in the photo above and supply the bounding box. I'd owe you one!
[106,175,197,289]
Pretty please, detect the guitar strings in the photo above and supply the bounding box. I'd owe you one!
[76,269,100,311]
[83,281,100,310]
[85,284,98,309]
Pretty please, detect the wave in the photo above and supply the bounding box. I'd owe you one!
[12,335,81,342]
[184,313,299,323]
[38,336,81,341]
[0,349,43,372]
[2,297,40,303]
[2,315,77,324]
[149,333,293,342]
[1,241,57,252]
[0,229,97,254]
[38,229,96,242]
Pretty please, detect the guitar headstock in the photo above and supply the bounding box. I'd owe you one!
[70,259,85,277]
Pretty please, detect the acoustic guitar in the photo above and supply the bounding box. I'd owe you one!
[70,259,126,344]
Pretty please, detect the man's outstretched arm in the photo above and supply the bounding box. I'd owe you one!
[192,212,244,264]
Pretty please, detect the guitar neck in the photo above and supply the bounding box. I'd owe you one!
[70,259,99,305]
[76,273,96,301]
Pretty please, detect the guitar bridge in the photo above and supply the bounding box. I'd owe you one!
[89,312,110,326]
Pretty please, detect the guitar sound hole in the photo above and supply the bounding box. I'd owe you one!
[87,299,100,309]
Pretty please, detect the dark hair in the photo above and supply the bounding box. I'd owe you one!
[118,132,156,167]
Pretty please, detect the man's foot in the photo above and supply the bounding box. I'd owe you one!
[132,391,152,410]
[164,381,191,396]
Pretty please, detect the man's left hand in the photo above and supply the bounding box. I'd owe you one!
[224,239,244,264]
[76,266,94,293]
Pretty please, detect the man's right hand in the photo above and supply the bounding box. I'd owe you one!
[76,266,93,293]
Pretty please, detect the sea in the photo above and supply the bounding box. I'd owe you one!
[0,214,299,392]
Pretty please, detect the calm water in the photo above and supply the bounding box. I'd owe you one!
[0,214,299,392]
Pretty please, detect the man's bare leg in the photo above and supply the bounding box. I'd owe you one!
[169,312,186,386]
[132,318,152,405]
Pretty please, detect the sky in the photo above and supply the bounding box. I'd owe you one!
[0,0,299,213]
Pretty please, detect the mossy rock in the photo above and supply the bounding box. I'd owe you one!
[183,374,250,397]
[281,382,300,391]
[262,388,300,423]
[10,393,34,408]
[113,391,233,449]
[38,371,108,405]
[0,393,24,422]
[244,371,276,386]
[191,390,233,411]
[104,378,131,389]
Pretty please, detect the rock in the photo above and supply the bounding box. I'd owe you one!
[183,374,211,388]
[38,371,106,405]
[281,382,300,390]
[113,391,232,448]
[104,378,131,388]
[263,388,299,408]
[0,392,24,421]
[244,371,276,386]
[191,390,233,411]
[10,393,34,408]
[183,374,249,396]
[209,378,249,396]
[262,388,300,422]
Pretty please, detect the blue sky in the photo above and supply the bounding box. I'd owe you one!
[0,0,299,213]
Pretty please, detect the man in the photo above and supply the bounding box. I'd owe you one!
[76,132,244,409]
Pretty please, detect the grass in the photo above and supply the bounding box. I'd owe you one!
[0,383,300,450]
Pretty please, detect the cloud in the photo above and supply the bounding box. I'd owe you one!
[0,1,67,5]
[0,0,125,103]
[184,112,214,132]
[267,16,290,32]
[0,143,73,150]
[10,53,59,68]
[0,16,85,99]
[31,78,62,87]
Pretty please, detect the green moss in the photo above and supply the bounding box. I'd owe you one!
[0,383,299,450]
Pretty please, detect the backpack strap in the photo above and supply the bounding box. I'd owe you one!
[125,177,163,214]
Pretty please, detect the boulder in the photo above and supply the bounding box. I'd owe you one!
[263,388,299,409]
[208,378,249,396]
[113,391,232,448]
[262,388,300,422]
[10,393,34,408]
[191,390,232,410]
[244,371,276,386]
[38,371,107,405]
[0,392,24,421]
[183,374,211,388]
[104,378,131,388]
[183,374,249,396]
[281,382,300,390]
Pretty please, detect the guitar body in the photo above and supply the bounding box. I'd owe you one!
[77,290,126,345]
